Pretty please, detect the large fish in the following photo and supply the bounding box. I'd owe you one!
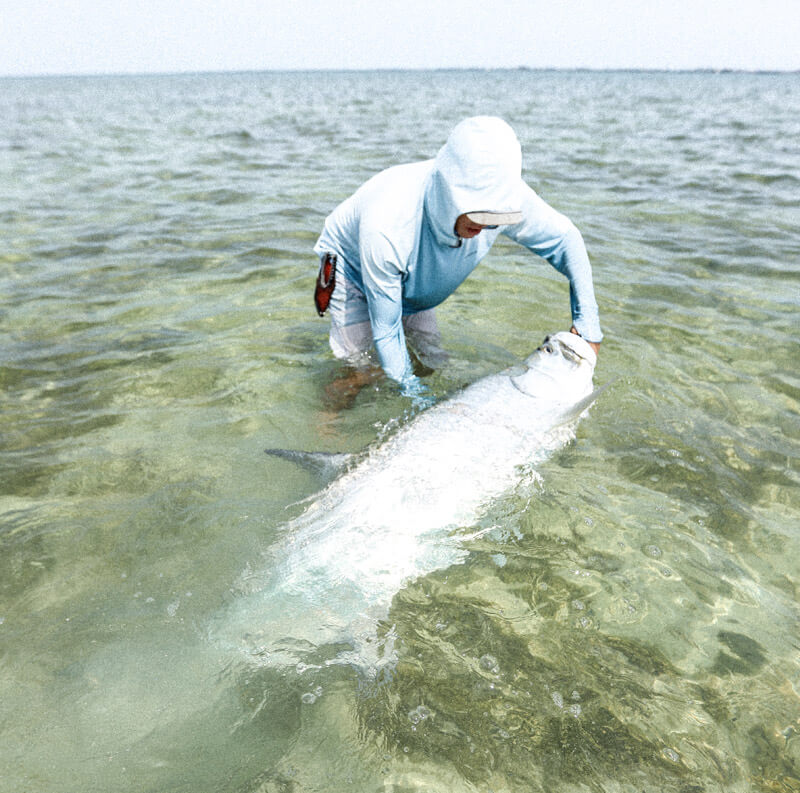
[214,331,600,670]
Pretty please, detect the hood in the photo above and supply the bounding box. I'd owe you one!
[424,116,525,247]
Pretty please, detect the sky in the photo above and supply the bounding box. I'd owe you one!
[2,0,799,77]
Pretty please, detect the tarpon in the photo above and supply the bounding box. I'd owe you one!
[213,331,601,670]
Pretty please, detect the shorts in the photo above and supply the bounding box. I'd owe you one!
[325,263,447,369]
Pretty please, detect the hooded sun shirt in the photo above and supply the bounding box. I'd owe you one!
[313,116,602,384]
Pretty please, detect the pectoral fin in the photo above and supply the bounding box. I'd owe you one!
[556,380,615,426]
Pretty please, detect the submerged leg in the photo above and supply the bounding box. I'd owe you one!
[403,308,449,373]
[323,365,381,412]
[324,316,380,413]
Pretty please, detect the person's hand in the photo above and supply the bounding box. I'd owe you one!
[570,326,601,357]
[400,376,436,411]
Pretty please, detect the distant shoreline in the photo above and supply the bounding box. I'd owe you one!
[2,66,798,80]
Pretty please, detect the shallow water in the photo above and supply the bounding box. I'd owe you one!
[1,70,799,792]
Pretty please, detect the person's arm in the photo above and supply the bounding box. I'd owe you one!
[570,325,600,356]
[359,231,417,385]
[504,184,602,348]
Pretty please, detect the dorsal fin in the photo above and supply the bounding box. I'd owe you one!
[264,448,353,481]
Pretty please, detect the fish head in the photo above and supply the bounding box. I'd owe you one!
[510,331,596,400]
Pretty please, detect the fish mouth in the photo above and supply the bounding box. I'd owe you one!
[539,332,597,367]
[538,336,584,366]
[510,332,596,398]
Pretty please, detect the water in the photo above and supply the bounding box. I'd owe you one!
[1,70,799,792]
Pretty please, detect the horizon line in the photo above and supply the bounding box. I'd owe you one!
[2,65,799,80]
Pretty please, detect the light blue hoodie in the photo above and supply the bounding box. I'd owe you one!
[314,117,602,384]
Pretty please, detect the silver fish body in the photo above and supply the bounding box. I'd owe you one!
[215,331,598,670]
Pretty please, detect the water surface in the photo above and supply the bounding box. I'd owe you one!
[1,70,799,792]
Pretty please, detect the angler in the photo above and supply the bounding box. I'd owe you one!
[313,116,603,397]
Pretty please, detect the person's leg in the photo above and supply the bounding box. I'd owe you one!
[326,267,373,365]
[328,320,373,365]
[324,267,380,411]
[403,308,449,371]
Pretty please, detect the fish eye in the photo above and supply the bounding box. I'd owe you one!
[538,336,554,354]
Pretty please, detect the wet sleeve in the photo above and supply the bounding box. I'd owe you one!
[503,185,603,343]
[359,231,416,384]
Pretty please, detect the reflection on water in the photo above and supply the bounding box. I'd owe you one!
[1,70,799,792]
